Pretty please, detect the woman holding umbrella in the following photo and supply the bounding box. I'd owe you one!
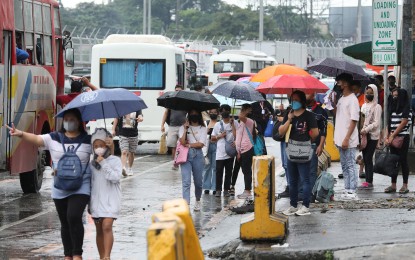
[178,109,207,211]
[6,108,105,260]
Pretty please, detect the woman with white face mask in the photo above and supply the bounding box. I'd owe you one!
[6,108,112,260]
[90,128,122,260]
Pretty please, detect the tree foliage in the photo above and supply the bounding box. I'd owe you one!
[60,0,327,40]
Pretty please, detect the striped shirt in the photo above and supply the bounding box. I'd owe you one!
[390,111,412,136]
[41,132,92,199]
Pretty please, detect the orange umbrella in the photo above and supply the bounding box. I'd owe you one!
[250,64,309,83]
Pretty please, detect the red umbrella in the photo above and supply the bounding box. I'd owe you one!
[256,75,329,94]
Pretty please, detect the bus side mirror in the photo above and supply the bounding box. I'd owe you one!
[65,47,74,67]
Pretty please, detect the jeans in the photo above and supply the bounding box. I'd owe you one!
[391,135,410,184]
[362,137,378,183]
[338,146,358,191]
[287,159,311,208]
[240,148,254,191]
[280,142,289,184]
[216,158,234,191]
[231,157,240,186]
[180,148,204,204]
[298,144,317,198]
[53,194,90,257]
[203,142,217,191]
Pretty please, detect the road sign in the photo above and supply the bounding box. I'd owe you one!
[372,0,398,51]
[372,51,398,65]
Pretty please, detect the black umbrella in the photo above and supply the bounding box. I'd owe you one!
[307,57,368,80]
[209,81,265,102]
[157,90,220,111]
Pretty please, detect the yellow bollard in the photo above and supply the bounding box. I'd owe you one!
[240,155,288,241]
[147,221,183,260]
[325,121,340,162]
[162,199,204,260]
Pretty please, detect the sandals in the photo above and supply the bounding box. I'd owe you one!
[384,186,396,193]
[399,187,409,194]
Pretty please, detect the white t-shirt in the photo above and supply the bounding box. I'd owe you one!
[212,120,239,160]
[334,94,360,148]
[178,125,207,146]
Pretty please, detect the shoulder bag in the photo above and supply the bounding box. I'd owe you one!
[220,121,237,158]
[285,139,313,163]
[245,125,264,156]
[174,128,189,166]
[359,107,375,151]
[374,147,400,177]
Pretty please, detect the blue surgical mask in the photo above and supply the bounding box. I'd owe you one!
[291,101,302,111]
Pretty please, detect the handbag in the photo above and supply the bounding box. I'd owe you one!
[174,141,189,166]
[264,117,274,137]
[359,133,368,151]
[374,148,400,177]
[285,139,313,163]
[391,135,404,149]
[158,133,168,154]
[246,126,264,156]
[220,121,237,157]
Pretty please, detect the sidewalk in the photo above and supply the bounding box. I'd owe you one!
[201,144,415,259]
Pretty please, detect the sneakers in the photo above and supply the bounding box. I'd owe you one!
[230,198,254,214]
[358,182,374,190]
[127,168,134,176]
[229,186,235,196]
[282,206,298,216]
[340,191,358,201]
[223,190,230,197]
[122,168,128,177]
[237,190,252,199]
[215,190,221,197]
[194,201,201,211]
[204,190,210,195]
[295,205,311,216]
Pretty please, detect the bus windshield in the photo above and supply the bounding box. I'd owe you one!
[213,61,243,73]
[100,59,165,89]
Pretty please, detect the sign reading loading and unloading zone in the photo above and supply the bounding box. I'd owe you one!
[372,0,398,65]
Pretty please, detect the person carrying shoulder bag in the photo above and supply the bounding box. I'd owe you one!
[279,91,318,217]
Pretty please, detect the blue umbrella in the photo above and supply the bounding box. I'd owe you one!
[209,81,265,102]
[56,88,148,121]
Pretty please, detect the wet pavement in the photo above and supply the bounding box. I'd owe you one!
[2,140,415,259]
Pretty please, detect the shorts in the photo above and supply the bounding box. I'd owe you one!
[167,126,181,148]
[93,217,117,224]
[119,135,138,153]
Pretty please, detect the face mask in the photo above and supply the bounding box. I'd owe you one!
[188,115,199,123]
[63,121,78,132]
[221,112,230,118]
[365,94,374,102]
[94,147,107,156]
[209,114,218,120]
[291,101,302,111]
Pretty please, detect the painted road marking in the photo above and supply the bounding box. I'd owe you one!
[134,155,152,161]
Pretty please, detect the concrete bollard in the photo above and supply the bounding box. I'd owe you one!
[325,121,340,162]
[147,220,184,260]
[240,155,288,242]
[162,199,204,260]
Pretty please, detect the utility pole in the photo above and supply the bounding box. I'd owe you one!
[401,0,413,98]
[259,0,264,42]
[143,0,147,34]
[148,0,151,34]
[356,0,362,43]
[176,0,180,31]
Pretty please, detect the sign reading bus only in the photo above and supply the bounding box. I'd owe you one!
[372,0,398,51]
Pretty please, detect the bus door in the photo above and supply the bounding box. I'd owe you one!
[0,31,12,170]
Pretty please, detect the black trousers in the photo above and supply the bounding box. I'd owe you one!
[362,137,378,183]
[216,158,234,191]
[53,194,90,257]
[391,135,410,184]
[240,148,254,191]
[231,157,240,186]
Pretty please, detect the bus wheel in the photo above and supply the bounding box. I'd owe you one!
[20,150,48,193]
[114,140,121,156]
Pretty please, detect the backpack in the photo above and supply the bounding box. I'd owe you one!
[54,133,89,191]
[312,171,335,203]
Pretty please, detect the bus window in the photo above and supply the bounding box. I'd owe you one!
[213,61,243,73]
[34,3,42,34]
[250,60,265,73]
[42,5,52,35]
[54,7,61,36]
[43,36,52,65]
[101,59,165,90]
[14,0,24,31]
[35,34,43,65]
[176,63,184,87]
[24,1,34,32]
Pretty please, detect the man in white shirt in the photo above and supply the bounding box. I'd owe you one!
[332,73,360,200]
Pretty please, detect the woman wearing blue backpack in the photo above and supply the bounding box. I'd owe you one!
[6,108,107,260]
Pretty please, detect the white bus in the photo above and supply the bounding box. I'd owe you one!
[88,34,186,149]
[208,49,276,85]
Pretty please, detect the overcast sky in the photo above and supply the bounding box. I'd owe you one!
[62,0,402,9]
